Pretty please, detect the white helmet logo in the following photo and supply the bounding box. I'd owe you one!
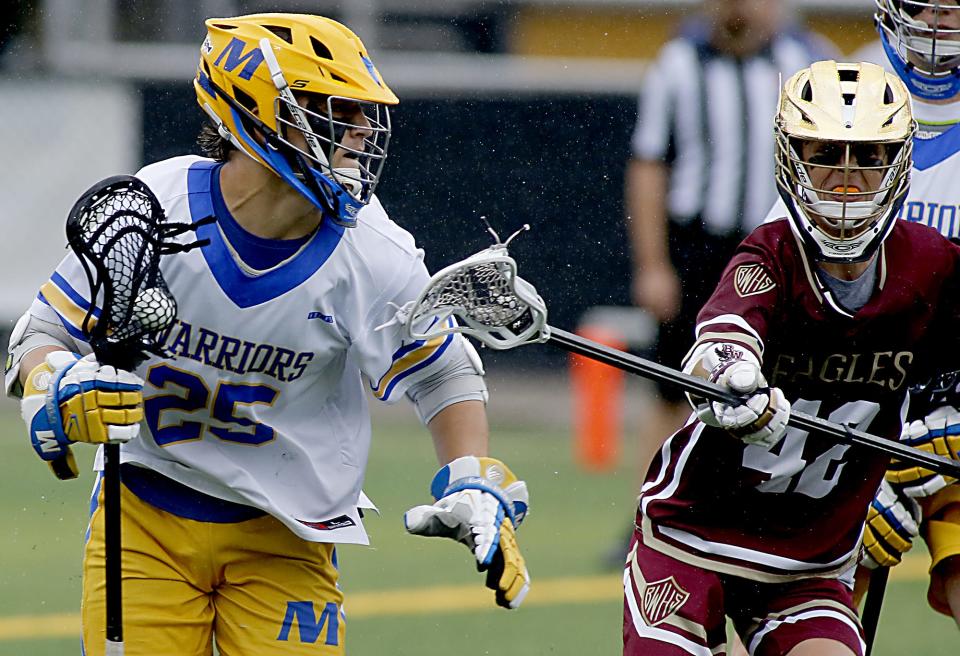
[824,240,866,253]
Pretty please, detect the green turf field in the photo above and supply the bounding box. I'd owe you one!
[1,398,957,655]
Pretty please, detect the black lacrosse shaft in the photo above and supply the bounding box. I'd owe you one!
[547,327,960,479]
[862,566,889,656]
[103,442,123,645]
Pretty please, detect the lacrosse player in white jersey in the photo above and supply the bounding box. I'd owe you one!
[5,13,530,655]
[765,0,960,629]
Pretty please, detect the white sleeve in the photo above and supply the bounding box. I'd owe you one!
[4,313,75,397]
[30,249,103,350]
[630,45,676,161]
[5,251,101,396]
[354,253,485,406]
[405,338,487,424]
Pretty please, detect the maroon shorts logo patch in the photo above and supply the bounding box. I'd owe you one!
[734,263,776,298]
[640,576,690,627]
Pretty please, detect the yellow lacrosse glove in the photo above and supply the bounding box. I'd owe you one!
[20,352,144,479]
[887,406,960,498]
[861,479,921,569]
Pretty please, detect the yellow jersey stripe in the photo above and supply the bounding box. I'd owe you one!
[372,318,456,401]
[39,281,97,334]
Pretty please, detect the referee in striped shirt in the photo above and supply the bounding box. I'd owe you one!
[625,0,834,432]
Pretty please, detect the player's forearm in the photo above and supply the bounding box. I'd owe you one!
[941,558,960,628]
[17,346,68,388]
[625,159,670,270]
[427,399,489,464]
[7,313,79,398]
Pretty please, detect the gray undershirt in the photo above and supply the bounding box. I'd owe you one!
[818,257,879,313]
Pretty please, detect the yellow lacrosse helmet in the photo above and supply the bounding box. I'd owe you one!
[195,14,399,227]
[775,60,914,263]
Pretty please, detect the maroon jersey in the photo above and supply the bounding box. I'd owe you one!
[638,218,960,582]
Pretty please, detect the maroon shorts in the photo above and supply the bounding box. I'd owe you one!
[623,530,865,655]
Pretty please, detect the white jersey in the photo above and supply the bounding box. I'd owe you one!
[892,100,960,238]
[766,42,960,237]
[23,155,476,544]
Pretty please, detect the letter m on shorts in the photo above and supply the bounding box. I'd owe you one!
[277,601,340,645]
[214,37,265,80]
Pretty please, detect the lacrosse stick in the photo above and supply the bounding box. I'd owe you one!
[861,565,888,656]
[62,175,207,655]
[392,229,960,479]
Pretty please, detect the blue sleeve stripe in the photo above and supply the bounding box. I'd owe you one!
[38,293,91,342]
[389,316,444,361]
[51,272,101,318]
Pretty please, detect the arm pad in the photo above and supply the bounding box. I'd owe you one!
[6,312,78,398]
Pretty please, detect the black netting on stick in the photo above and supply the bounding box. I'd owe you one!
[67,176,207,369]
[82,187,167,339]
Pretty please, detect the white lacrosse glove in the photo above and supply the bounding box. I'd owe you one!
[20,352,144,479]
[692,353,790,449]
[861,479,921,569]
[886,405,960,498]
[404,456,530,609]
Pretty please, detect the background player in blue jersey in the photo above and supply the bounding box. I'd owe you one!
[855,0,960,630]
[6,13,529,656]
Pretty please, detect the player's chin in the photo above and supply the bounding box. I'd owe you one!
[332,155,361,170]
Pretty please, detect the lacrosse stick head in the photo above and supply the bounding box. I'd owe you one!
[404,243,548,350]
[66,175,180,370]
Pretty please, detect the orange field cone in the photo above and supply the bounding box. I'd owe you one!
[570,326,626,472]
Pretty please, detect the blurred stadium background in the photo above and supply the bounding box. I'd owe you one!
[0,1,957,654]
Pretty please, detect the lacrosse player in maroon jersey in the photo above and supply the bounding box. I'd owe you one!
[624,60,960,656]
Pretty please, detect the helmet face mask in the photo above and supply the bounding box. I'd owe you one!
[774,61,915,264]
[876,0,960,99]
[781,137,906,251]
[194,14,400,227]
[274,93,391,207]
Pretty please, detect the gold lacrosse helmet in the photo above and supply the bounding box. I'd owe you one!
[775,60,915,263]
[195,14,399,227]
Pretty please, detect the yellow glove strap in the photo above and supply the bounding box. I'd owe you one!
[866,507,914,555]
[476,457,520,489]
[863,524,903,568]
[22,360,56,398]
[22,360,79,480]
[488,517,530,609]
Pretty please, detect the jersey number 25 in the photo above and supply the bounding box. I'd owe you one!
[143,364,279,446]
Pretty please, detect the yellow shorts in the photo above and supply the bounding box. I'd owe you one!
[81,474,345,656]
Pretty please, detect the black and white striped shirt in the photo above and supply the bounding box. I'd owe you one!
[631,24,832,235]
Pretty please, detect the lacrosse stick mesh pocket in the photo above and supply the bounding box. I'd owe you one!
[422,260,531,328]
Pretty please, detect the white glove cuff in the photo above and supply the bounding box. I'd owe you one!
[429,456,527,527]
[685,341,761,378]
